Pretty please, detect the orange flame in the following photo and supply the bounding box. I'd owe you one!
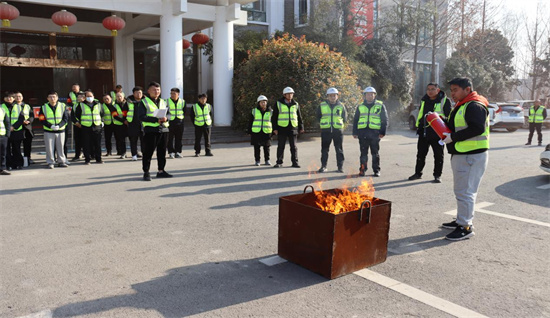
[313,179,375,214]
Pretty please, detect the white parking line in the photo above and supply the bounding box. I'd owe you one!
[444,201,550,227]
[536,183,550,190]
[259,255,287,266]
[354,269,489,318]
[17,309,52,318]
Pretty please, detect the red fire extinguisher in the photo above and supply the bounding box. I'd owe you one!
[425,112,451,139]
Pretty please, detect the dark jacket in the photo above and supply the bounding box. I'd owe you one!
[1,107,11,138]
[3,102,26,140]
[190,102,213,128]
[316,100,347,132]
[19,103,34,136]
[446,101,488,155]
[125,96,143,137]
[417,91,452,140]
[74,101,104,132]
[352,99,389,137]
[39,102,69,134]
[137,95,170,134]
[271,97,304,134]
[247,105,272,146]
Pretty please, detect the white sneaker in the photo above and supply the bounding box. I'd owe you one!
[169,153,175,159]
[132,155,138,161]
[265,160,271,166]
[255,161,261,166]
[175,152,183,158]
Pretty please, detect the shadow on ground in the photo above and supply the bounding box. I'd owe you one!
[495,175,550,208]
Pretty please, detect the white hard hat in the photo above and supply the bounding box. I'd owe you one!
[326,87,339,95]
[256,95,268,103]
[363,86,376,94]
[283,87,295,94]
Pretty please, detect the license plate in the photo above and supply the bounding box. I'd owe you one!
[510,113,517,117]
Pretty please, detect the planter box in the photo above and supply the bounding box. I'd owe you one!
[278,188,391,279]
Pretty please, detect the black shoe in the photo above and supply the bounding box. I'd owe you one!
[96,160,104,164]
[273,164,282,168]
[318,166,327,173]
[445,226,474,241]
[373,171,380,177]
[291,163,301,168]
[358,170,365,177]
[156,171,173,178]
[337,167,344,173]
[84,161,91,165]
[525,142,531,145]
[205,152,213,156]
[0,170,11,175]
[194,153,200,157]
[538,143,543,146]
[408,173,422,180]
[70,157,80,162]
[58,163,68,168]
[104,152,111,157]
[143,172,151,181]
[441,220,459,229]
[433,176,442,183]
[15,166,22,170]
[28,159,35,164]
[137,153,143,158]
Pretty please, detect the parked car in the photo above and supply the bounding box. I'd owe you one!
[488,103,524,132]
[540,144,550,173]
[508,100,550,128]
[408,105,419,130]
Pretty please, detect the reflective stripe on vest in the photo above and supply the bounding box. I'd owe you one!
[529,106,545,123]
[127,102,136,123]
[41,103,66,131]
[319,102,344,129]
[102,103,113,125]
[80,103,102,127]
[193,103,212,126]
[21,103,31,120]
[142,97,169,128]
[251,108,273,134]
[0,107,6,136]
[111,103,124,126]
[277,101,298,127]
[453,101,490,152]
[416,96,446,128]
[357,100,383,130]
[1,103,23,131]
[168,98,185,120]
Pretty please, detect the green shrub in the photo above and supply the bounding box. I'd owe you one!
[233,33,367,131]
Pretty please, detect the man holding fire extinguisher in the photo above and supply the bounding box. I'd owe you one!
[408,83,451,183]
[441,77,489,241]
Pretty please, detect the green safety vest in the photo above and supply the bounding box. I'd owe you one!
[41,103,66,132]
[111,103,124,126]
[416,96,446,128]
[319,102,344,129]
[111,91,125,101]
[20,103,31,120]
[168,98,185,120]
[357,100,384,130]
[126,101,137,123]
[0,107,6,136]
[453,101,490,153]
[277,101,298,128]
[79,103,102,127]
[142,96,169,128]
[251,108,273,134]
[102,103,114,125]
[529,106,545,123]
[69,91,78,105]
[193,103,212,126]
[1,103,23,131]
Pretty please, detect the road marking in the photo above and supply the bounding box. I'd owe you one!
[444,201,550,227]
[259,255,287,266]
[536,183,550,190]
[354,269,489,318]
[17,309,52,318]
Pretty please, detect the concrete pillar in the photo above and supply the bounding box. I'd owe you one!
[125,35,136,92]
[114,35,126,90]
[160,0,184,99]
[212,6,234,127]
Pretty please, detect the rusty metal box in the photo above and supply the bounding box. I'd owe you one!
[278,188,391,279]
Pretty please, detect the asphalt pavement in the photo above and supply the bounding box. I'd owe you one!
[1,126,548,318]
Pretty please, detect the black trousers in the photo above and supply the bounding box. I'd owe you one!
[23,129,33,159]
[82,128,102,162]
[0,136,8,170]
[527,123,543,143]
[142,132,168,173]
[129,135,143,156]
[113,125,127,155]
[194,126,211,154]
[104,124,114,154]
[414,136,444,177]
[168,123,184,153]
[358,136,380,172]
[276,131,298,165]
[254,144,270,162]
[321,130,344,168]
[73,125,83,158]
[6,138,23,168]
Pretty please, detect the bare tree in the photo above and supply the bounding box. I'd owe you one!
[525,2,550,99]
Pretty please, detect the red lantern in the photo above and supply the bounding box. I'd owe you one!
[0,2,19,27]
[51,9,77,33]
[182,39,191,50]
[192,31,209,49]
[102,15,125,37]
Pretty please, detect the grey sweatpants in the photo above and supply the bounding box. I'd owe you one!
[451,152,488,227]
[44,131,67,165]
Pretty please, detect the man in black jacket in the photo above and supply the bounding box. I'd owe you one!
[409,83,452,183]
[138,82,172,181]
[317,87,347,173]
[14,91,34,165]
[0,94,12,175]
[125,87,144,161]
[74,90,104,164]
[2,91,25,170]
[272,87,304,168]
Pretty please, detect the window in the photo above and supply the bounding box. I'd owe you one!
[242,0,266,23]
[294,0,310,27]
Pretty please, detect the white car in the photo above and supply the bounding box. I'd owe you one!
[541,144,550,173]
[489,103,524,132]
